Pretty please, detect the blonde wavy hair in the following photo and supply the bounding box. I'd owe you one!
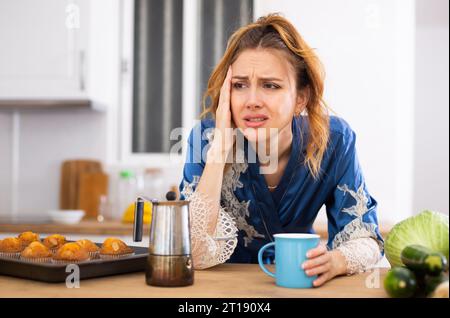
[201,13,330,179]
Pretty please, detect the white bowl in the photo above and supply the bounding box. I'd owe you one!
[48,210,85,225]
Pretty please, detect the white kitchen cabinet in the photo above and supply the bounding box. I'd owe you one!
[0,0,90,99]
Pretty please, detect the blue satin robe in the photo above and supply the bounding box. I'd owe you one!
[179,116,384,264]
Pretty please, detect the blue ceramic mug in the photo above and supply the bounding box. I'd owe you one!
[258,233,320,288]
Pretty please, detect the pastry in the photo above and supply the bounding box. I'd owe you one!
[53,242,90,263]
[0,237,23,258]
[20,241,52,262]
[99,238,133,259]
[76,239,100,258]
[43,234,66,252]
[18,231,40,248]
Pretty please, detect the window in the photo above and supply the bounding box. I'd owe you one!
[133,0,183,154]
[198,0,253,117]
[120,0,253,165]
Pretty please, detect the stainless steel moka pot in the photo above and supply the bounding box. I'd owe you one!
[133,191,194,287]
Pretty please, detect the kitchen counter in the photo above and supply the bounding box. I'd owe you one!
[0,264,389,298]
[0,220,147,236]
[0,220,392,239]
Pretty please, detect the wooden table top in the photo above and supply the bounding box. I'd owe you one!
[0,264,389,298]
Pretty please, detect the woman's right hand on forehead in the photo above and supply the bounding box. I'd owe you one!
[211,66,235,162]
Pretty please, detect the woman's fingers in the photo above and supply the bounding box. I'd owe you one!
[213,66,234,157]
[302,252,330,270]
[306,244,328,258]
[313,272,331,287]
[305,263,331,276]
[222,66,232,93]
[301,248,342,287]
[218,67,232,111]
[301,244,328,270]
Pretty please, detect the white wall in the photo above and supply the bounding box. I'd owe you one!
[255,0,450,220]
[254,0,417,223]
[0,109,108,220]
[413,0,449,215]
[16,109,107,216]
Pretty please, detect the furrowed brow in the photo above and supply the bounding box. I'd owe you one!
[232,76,283,81]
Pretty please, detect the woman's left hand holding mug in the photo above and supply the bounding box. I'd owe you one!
[301,244,348,287]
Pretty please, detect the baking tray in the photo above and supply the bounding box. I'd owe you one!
[0,244,148,283]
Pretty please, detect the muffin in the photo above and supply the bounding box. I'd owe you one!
[52,242,90,264]
[99,238,134,259]
[0,237,23,259]
[18,231,40,248]
[76,239,100,259]
[43,234,66,253]
[20,241,52,263]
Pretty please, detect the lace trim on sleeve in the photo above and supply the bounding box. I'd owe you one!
[331,183,384,274]
[335,237,382,275]
[181,184,238,269]
[331,217,383,250]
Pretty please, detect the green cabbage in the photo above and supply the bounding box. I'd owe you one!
[385,210,449,267]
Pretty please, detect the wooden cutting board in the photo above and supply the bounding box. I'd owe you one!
[59,160,103,210]
[77,172,109,219]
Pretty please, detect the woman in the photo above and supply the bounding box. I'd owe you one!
[179,14,383,287]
